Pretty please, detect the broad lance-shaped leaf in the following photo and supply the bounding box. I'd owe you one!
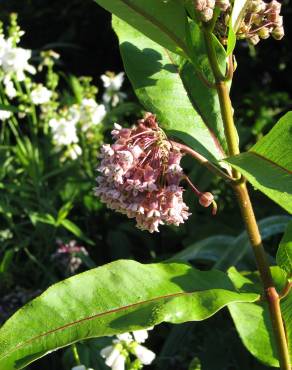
[228,267,292,367]
[0,260,259,369]
[225,111,292,213]
[277,220,292,278]
[113,17,227,161]
[94,0,190,57]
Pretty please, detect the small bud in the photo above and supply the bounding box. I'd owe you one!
[268,0,282,13]
[216,0,230,11]
[258,27,270,39]
[272,26,284,40]
[199,192,214,208]
[206,0,215,9]
[195,0,207,11]
[249,34,260,45]
[249,0,265,13]
[201,8,214,22]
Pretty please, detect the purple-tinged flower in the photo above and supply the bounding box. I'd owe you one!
[51,240,88,274]
[95,113,190,233]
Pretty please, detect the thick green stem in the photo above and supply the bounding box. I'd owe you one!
[203,28,291,369]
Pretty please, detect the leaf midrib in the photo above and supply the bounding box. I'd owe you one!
[120,0,189,55]
[242,151,292,175]
[0,288,257,362]
[163,48,226,157]
[0,291,190,361]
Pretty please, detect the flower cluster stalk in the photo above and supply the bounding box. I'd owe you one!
[203,27,291,370]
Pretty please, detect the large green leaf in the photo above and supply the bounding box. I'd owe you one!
[113,17,227,161]
[225,112,292,213]
[0,260,259,369]
[228,267,292,367]
[94,0,190,57]
[277,220,292,278]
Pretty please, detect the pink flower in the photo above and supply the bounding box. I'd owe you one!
[95,113,190,233]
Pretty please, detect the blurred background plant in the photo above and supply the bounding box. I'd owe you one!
[0,1,291,370]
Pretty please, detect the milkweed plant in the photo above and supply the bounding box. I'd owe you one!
[0,2,291,370]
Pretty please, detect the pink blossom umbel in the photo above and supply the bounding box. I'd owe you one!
[94,113,190,233]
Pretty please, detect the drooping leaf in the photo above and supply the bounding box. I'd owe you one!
[225,112,292,213]
[113,17,226,161]
[94,0,190,57]
[228,267,292,367]
[277,220,292,278]
[0,260,259,369]
[215,216,291,270]
[170,235,234,263]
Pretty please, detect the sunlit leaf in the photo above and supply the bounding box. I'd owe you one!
[0,260,258,369]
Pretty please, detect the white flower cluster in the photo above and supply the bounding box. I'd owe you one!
[0,22,37,120]
[49,98,106,160]
[101,72,126,107]
[100,328,156,370]
[0,35,36,82]
[0,16,128,164]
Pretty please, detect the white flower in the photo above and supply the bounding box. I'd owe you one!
[101,344,125,370]
[0,109,12,121]
[31,84,52,105]
[101,72,126,107]
[132,344,156,365]
[49,117,78,146]
[3,77,17,98]
[0,35,9,59]
[132,329,151,344]
[80,98,106,128]
[67,144,82,160]
[1,46,36,81]
[71,366,86,370]
[117,333,133,342]
[101,72,124,90]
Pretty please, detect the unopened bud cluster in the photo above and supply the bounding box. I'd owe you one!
[95,113,191,233]
[195,0,230,22]
[195,0,284,45]
[237,0,284,44]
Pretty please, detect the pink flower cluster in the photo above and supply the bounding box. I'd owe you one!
[95,113,190,233]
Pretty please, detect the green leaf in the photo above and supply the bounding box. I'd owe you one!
[225,112,292,213]
[113,16,226,161]
[228,267,292,367]
[215,216,291,270]
[94,0,190,57]
[0,249,14,274]
[29,212,56,226]
[170,235,234,263]
[226,0,249,55]
[60,219,95,246]
[0,260,259,369]
[277,220,292,278]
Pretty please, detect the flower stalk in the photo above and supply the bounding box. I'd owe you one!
[203,27,291,370]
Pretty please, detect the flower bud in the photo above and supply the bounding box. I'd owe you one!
[207,0,215,8]
[258,27,270,39]
[199,192,214,208]
[272,26,284,40]
[202,8,214,22]
[249,34,260,45]
[249,0,265,13]
[216,0,230,11]
[195,0,207,11]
